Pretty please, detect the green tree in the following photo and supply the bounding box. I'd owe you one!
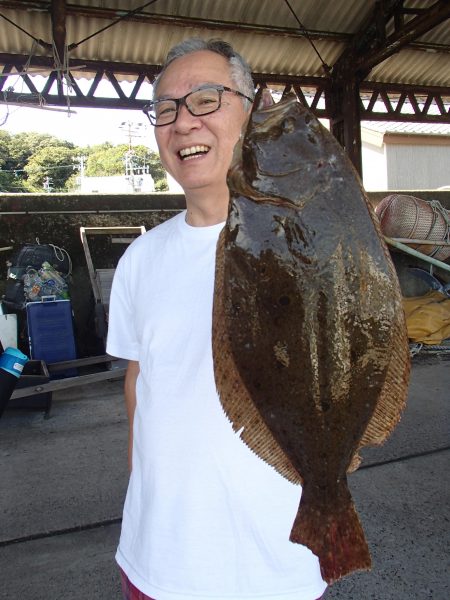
[85,143,168,190]
[0,131,26,192]
[24,145,76,191]
[0,131,169,193]
[85,143,125,176]
[134,146,168,191]
[0,131,76,192]
[0,131,11,191]
[8,132,70,172]
[0,131,11,165]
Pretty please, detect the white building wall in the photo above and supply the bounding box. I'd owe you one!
[79,174,154,193]
[361,142,388,191]
[386,144,450,190]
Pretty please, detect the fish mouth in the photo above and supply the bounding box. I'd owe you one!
[251,94,299,133]
[178,145,210,161]
[256,92,298,114]
[229,95,299,174]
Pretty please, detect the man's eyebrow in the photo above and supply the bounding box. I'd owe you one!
[155,83,223,101]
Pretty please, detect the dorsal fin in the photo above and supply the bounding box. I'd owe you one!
[212,230,302,484]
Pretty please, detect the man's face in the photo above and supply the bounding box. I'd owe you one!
[154,50,250,196]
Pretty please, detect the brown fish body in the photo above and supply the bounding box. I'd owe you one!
[212,96,410,584]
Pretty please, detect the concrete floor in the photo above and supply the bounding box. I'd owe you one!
[0,354,449,600]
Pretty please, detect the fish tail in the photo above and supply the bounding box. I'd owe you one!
[289,479,371,584]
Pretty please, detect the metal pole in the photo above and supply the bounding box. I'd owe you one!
[384,236,450,273]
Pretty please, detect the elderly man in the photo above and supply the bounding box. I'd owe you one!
[107,38,327,600]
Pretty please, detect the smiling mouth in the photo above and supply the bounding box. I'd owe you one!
[179,145,210,160]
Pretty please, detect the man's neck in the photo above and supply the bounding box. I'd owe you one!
[184,187,229,227]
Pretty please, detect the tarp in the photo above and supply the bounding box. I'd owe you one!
[403,291,450,345]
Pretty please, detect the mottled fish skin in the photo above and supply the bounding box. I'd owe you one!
[212,95,410,584]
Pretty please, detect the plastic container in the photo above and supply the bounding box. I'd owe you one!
[0,347,29,416]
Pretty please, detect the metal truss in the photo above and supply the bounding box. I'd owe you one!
[359,83,450,123]
[1,54,449,124]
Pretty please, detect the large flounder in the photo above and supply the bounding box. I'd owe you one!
[212,95,410,584]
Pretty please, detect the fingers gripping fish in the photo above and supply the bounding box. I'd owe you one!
[212,95,410,584]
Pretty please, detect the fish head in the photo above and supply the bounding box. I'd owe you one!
[228,93,341,205]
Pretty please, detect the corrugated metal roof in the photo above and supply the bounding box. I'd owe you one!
[369,48,450,87]
[0,0,449,88]
[362,121,450,135]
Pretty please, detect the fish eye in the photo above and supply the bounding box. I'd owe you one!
[281,117,296,133]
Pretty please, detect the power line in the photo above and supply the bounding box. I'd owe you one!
[283,0,331,75]
[0,12,48,49]
[69,0,161,50]
[0,164,78,174]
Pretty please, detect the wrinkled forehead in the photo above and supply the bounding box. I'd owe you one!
[154,50,233,99]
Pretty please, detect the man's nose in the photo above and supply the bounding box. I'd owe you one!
[174,103,201,131]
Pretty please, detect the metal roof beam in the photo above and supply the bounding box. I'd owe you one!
[51,0,67,67]
[360,81,450,123]
[1,54,449,124]
[2,53,450,101]
[0,0,350,44]
[357,0,450,74]
[0,63,13,91]
[0,53,160,78]
[1,2,448,57]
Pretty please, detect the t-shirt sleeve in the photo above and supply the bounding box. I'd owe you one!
[106,253,140,361]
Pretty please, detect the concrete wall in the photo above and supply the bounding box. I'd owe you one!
[0,193,186,357]
[1,191,449,358]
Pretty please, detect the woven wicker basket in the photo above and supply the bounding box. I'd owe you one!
[375,194,450,263]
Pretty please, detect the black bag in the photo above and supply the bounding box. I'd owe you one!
[3,279,26,311]
[7,243,71,280]
[3,243,72,311]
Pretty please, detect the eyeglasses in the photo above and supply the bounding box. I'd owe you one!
[142,85,254,127]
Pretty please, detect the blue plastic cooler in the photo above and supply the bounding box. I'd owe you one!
[26,299,77,375]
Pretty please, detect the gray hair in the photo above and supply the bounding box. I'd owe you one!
[153,38,254,109]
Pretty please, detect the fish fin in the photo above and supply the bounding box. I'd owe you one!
[345,212,410,468]
[213,230,302,485]
[348,316,409,472]
[348,335,410,472]
[359,295,410,451]
[347,452,362,473]
[290,478,371,584]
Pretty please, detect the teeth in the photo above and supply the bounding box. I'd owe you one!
[179,145,209,158]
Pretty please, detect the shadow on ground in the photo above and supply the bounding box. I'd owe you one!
[0,355,449,600]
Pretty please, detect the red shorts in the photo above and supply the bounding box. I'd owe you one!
[120,568,325,600]
[120,569,156,600]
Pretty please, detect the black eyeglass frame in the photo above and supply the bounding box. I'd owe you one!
[142,85,254,127]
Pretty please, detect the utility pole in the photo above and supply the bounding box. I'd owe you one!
[77,155,86,177]
[119,121,145,149]
[119,121,146,192]
[43,177,53,193]
[74,155,86,191]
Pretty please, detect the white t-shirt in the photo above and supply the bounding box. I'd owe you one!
[107,211,327,600]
